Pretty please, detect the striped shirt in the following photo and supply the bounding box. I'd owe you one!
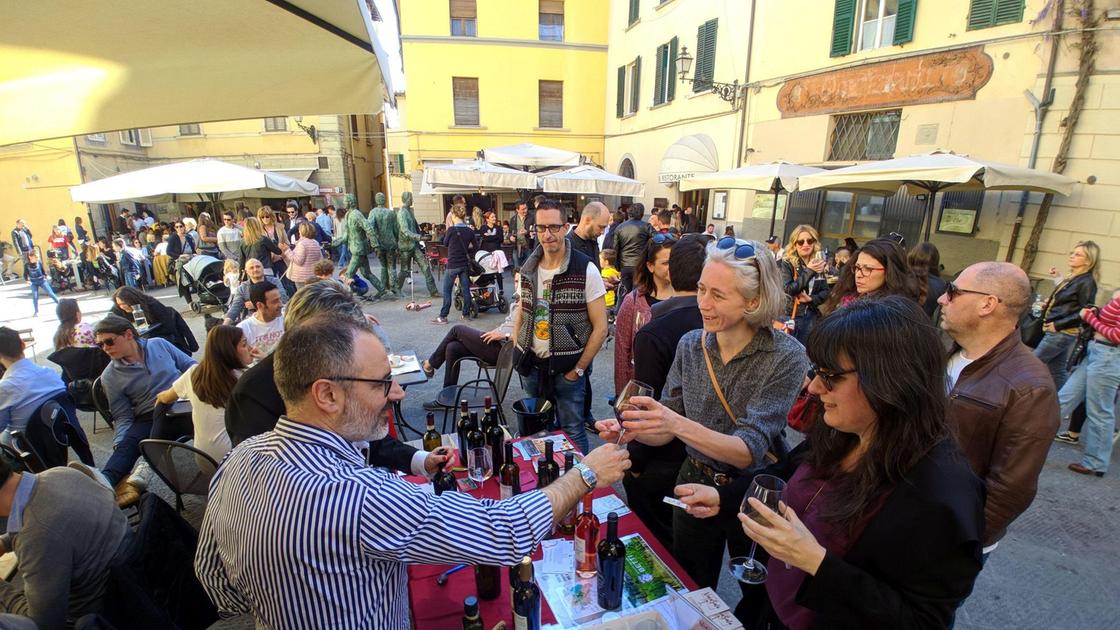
[1083,295,1120,345]
[195,417,554,630]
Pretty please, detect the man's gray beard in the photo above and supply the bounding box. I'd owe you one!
[338,398,389,443]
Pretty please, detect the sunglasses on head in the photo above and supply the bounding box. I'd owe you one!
[716,236,757,260]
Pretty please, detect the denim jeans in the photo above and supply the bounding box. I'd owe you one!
[1034,331,1077,389]
[337,243,350,268]
[29,280,59,314]
[439,267,471,318]
[523,366,589,453]
[1059,341,1120,473]
[102,414,153,486]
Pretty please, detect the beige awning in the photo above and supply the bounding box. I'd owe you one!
[0,0,394,146]
[540,165,644,197]
[679,161,826,193]
[423,160,539,191]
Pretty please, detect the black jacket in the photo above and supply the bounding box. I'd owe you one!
[240,237,283,272]
[566,230,600,269]
[225,354,418,471]
[138,300,198,355]
[921,275,947,318]
[611,219,652,269]
[1043,273,1097,332]
[443,224,477,270]
[478,225,504,252]
[166,233,196,259]
[780,258,830,317]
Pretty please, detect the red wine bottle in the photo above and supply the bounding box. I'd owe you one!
[474,564,500,601]
[557,452,576,535]
[456,400,471,452]
[596,512,625,610]
[466,412,485,450]
[537,441,559,489]
[484,397,505,470]
[499,441,519,499]
[433,462,457,495]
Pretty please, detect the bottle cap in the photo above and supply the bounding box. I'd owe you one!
[463,596,479,616]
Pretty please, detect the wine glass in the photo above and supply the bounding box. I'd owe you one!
[467,447,493,483]
[728,474,786,584]
[613,379,653,444]
[132,309,147,330]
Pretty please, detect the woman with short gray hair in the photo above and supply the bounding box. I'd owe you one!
[597,237,808,590]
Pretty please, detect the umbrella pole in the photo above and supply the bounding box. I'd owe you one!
[768,188,780,239]
[922,191,937,242]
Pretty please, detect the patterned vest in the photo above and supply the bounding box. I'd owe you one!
[515,246,594,376]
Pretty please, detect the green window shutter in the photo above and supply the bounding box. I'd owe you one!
[830,0,856,57]
[694,19,717,92]
[629,0,639,25]
[395,153,405,173]
[994,0,1024,25]
[654,43,666,105]
[668,36,678,101]
[967,0,996,30]
[616,66,626,117]
[893,0,917,45]
[630,56,642,114]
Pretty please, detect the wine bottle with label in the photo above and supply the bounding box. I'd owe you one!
[433,462,458,495]
[537,441,559,489]
[512,556,541,630]
[466,412,485,450]
[557,452,577,535]
[456,400,471,453]
[462,596,484,630]
[474,564,501,600]
[422,413,441,452]
[499,441,519,499]
[596,512,625,610]
[484,397,505,470]
[574,493,599,578]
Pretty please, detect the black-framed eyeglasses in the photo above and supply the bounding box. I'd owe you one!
[809,364,857,391]
[945,282,1002,303]
[651,232,678,245]
[534,224,565,234]
[325,376,395,396]
[716,236,757,260]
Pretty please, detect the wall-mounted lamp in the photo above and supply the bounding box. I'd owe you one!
[293,116,318,143]
[675,45,744,109]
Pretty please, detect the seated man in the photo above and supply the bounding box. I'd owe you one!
[0,459,130,630]
[197,315,631,628]
[95,315,196,505]
[0,328,66,441]
[237,282,285,361]
[222,258,288,325]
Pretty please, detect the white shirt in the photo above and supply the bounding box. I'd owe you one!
[172,365,233,463]
[238,315,285,359]
[945,350,976,393]
[154,242,169,256]
[531,261,607,358]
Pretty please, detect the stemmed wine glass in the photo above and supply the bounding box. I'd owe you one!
[728,474,786,584]
[467,447,493,483]
[613,379,653,444]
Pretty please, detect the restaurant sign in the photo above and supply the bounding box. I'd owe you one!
[776,46,993,118]
[658,172,697,184]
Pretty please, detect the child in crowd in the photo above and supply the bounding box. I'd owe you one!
[23,252,60,316]
[599,249,621,308]
[223,259,241,294]
[312,259,335,283]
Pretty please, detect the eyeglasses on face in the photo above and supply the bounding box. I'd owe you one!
[651,232,678,245]
[853,263,885,277]
[809,364,856,391]
[716,236,757,260]
[534,224,565,235]
[95,336,119,349]
[795,237,817,246]
[325,376,395,396]
[945,282,1002,303]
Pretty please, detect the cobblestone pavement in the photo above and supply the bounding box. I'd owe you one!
[4,273,1115,630]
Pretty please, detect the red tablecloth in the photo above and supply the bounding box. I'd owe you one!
[405,437,697,629]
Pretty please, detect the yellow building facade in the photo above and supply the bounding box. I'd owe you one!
[389,0,608,222]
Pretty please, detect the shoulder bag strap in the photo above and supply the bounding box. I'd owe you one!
[790,264,800,320]
[700,332,779,465]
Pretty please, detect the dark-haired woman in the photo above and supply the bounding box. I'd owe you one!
[820,237,921,315]
[112,286,198,355]
[155,325,250,461]
[613,234,676,394]
[908,242,947,318]
[675,296,985,629]
[53,298,96,350]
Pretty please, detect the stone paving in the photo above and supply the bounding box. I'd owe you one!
[3,270,1116,630]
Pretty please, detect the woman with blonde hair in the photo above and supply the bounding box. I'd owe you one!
[287,222,323,287]
[597,237,809,590]
[1035,240,1100,388]
[779,224,830,343]
[256,206,290,279]
[239,216,283,276]
[196,212,220,257]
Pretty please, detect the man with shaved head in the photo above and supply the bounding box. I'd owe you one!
[939,261,1059,559]
[567,201,609,268]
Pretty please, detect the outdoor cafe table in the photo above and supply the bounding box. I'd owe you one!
[403,433,698,629]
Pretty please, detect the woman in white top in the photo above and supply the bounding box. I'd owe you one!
[155,324,252,462]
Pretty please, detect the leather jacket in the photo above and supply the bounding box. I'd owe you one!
[611,219,652,269]
[947,331,1059,545]
[1043,272,1097,332]
[780,257,830,317]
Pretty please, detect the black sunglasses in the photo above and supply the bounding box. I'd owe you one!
[95,336,118,349]
[809,364,856,391]
[945,282,1002,302]
[325,376,395,396]
[716,236,757,260]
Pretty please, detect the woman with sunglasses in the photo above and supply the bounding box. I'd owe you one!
[598,237,808,591]
[613,233,676,395]
[820,238,920,315]
[256,207,291,279]
[674,297,985,628]
[1033,240,1100,389]
[780,225,830,344]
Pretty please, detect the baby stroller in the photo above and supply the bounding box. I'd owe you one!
[91,253,120,292]
[180,255,230,314]
[453,250,509,317]
[47,257,77,293]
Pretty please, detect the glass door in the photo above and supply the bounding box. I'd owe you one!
[819,191,885,251]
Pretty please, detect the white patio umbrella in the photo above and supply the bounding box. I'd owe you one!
[679,161,826,238]
[1,0,394,146]
[540,165,645,197]
[69,158,318,203]
[423,160,540,191]
[797,151,1078,241]
[481,143,582,169]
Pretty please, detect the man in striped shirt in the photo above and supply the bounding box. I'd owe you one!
[196,316,630,629]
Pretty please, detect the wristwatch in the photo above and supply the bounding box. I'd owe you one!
[572,462,597,491]
[574,366,586,378]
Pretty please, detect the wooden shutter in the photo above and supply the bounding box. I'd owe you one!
[539,80,563,128]
[667,36,678,101]
[540,0,563,14]
[616,66,626,118]
[653,43,667,105]
[994,0,1024,25]
[694,19,717,91]
[452,77,479,126]
[967,0,995,30]
[893,0,917,45]
[450,0,476,18]
[630,57,641,114]
[830,0,856,57]
[628,0,640,24]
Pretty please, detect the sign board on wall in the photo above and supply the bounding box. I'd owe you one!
[751,193,786,220]
[712,191,728,220]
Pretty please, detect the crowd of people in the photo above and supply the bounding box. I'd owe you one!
[0,193,1116,629]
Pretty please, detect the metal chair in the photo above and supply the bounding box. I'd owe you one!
[33,393,95,467]
[433,342,518,432]
[47,346,110,433]
[91,376,115,432]
[6,430,45,473]
[139,439,219,513]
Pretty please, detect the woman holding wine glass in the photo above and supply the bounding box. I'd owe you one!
[674,297,986,629]
[597,237,808,591]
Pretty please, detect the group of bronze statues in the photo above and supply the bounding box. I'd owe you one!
[332,191,438,299]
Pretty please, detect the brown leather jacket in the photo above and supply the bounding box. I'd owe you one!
[948,330,1059,546]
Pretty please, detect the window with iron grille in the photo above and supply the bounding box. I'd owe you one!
[539,80,563,128]
[828,110,901,161]
[179,123,201,136]
[264,117,287,132]
[453,77,480,126]
[540,0,564,41]
[451,0,477,36]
